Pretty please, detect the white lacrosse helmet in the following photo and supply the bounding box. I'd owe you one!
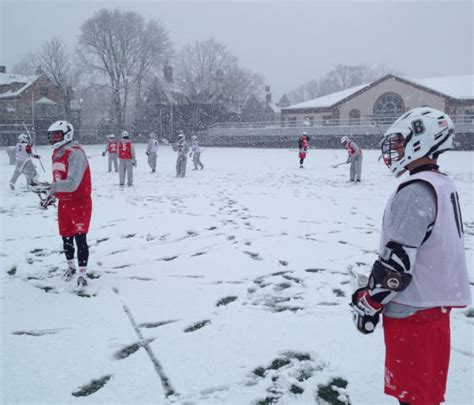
[177,133,185,141]
[340,136,349,144]
[109,134,115,139]
[191,135,197,141]
[47,120,74,149]
[121,131,130,139]
[18,133,29,143]
[149,132,156,139]
[381,107,455,175]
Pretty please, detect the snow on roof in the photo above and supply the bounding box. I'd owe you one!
[267,102,281,113]
[0,73,41,98]
[407,75,474,99]
[0,72,39,86]
[283,83,370,110]
[36,96,57,105]
[283,74,474,111]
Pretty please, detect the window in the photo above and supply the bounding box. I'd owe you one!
[373,93,404,124]
[39,86,49,97]
[322,114,332,126]
[304,115,314,126]
[288,117,297,127]
[349,109,361,125]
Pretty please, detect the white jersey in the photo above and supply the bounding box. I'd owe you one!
[380,171,471,307]
[147,139,159,154]
[191,139,201,153]
[15,142,31,162]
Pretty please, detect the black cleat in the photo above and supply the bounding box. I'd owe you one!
[77,275,88,287]
[63,267,76,281]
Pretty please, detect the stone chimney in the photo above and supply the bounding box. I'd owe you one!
[0,66,5,73]
[164,65,173,83]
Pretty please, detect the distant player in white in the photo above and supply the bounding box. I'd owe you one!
[146,132,159,173]
[102,134,119,172]
[340,136,363,182]
[172,132,190,178]
[350,108,471,404]
[9,133,41,190]
[190,135,204,170]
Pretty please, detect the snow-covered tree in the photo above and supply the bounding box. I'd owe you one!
[176,38,264,112]
[78,9,173,130]
[14,37,75,119]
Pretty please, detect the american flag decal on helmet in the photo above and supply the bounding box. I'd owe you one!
[438,119,448,127]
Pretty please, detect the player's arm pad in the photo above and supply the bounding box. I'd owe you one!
[368,241,416,304]
[370,260,412,292]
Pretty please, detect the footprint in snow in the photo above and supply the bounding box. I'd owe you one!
[12,328,64,336]
[71,375,112,397]
[184,320,211,333]
[252,351,333,404]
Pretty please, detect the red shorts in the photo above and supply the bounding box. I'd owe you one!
[383,307,451,405]
[58,197,92,237]
[299,152,307,159]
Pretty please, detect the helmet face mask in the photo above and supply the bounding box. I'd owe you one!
[381,107,455,175]
[48,130,64,145]
[340,136,349,145]
[381,133,405,170]
[47,121,74,149]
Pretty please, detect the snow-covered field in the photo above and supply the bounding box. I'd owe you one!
[1,144,473,405]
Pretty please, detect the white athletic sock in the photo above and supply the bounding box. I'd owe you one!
[67,259,76,270]
[79,267,87,275]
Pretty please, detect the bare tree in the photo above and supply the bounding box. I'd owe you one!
[288,79,319,103]
[134,19,173,110]
[13,38,75,118]
[78,9,172,130]
[176,38,264,110]
[288,64,396,103]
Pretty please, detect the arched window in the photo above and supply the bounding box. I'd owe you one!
[373,93,404,123]
[349,108,360,125]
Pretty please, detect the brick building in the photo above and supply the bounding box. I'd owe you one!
[0,66,71,145]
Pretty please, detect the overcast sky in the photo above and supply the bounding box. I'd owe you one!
[1,0,472,99]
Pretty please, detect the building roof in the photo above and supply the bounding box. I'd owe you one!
[284,83,370,110]
[282,74,474,111]
[0,73,41,99]
[36,96,57,105]
[408,75,474,99]
[266,102,281,113]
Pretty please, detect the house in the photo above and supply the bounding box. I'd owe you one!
[240,87,287,122]
[0,66,68,144]
[281,74,474,126]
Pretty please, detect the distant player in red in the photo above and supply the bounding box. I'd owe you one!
[351,108,471,404]
[118,131,136,186]
[298,132,309,168]
[102,134,118,172]
[340,136,363,182]
[45,120,92,288]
